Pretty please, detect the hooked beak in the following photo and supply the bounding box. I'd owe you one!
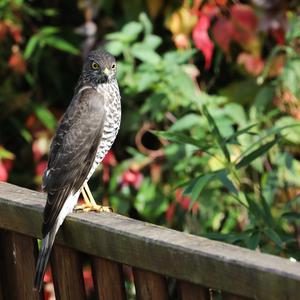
[103,67,110,76]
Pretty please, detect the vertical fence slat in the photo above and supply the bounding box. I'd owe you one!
[0,230,40,300]
[133,267,168,300]
[0,272,3,300]
[51,244,86,300]
[179,281,210,300]
[223,292,252,300]
[92,256,126,300]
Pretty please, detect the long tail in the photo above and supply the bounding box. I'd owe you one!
[34,226,58,291]
[33,190,80,291]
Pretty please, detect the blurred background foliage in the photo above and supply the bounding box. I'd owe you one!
[1,0,300,284]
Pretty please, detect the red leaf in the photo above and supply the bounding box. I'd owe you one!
[0,161,8,182]
[212,17,234,53]
[83,265,94,296]
[271,28,285,45]
[231,4,257,31]
[102,150,117,166]
[230,4,257,46]
[9,25,22,43]
[8,51,26,74]
[166,202,176,224]
[214,0,228,6]
[237,52,264,76]
[201,3,219,18]
[192,14,214,69]
[0,22,8,41]
[121,169,143,189]
[35,160,47,176]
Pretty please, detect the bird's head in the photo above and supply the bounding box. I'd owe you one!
[82,49,117,86]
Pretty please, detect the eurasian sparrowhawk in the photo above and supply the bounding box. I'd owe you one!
[34,49,121,291]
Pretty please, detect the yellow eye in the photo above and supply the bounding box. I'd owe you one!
[111,63,116,69]
[91,62,100,70]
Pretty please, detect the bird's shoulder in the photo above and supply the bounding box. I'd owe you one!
[42,86,106,190]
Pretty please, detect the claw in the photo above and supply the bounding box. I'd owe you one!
[75,182,113,213]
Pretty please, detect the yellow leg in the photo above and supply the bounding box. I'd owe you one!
[83,182,98,206]
[75,181,113,212]
[74,185,92,210]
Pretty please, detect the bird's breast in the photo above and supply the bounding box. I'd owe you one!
[86,82,121,180]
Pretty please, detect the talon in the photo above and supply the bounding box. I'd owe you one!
[74,203,91,211]
[76,182,113,213]
[83,205,113,212]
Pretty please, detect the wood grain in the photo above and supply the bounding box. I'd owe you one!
[51,244,86,300]
[1,182,300,299]
[179,281,209,300]
[133,268,168,300]
[0,230,40,300]
[92,256,126,300]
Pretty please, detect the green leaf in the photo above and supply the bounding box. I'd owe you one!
[42,8,58,17]
[254,86,275,114]
[169,114,202,131]
[152,130,210,151]
[264,228,284,248]
[163,49,196,64]
[136,71,159,92]
[21,128,32,142]
[139,12,152,35]
[225,123,258,145]
[24,35,39,59]
[286,16,300,43]
[40,26,60,36]
[34,105,57,131]
[203,106,231,162]
[106,32,128,41]
[245,195,264,220]
[143,34,162,50]
[184,172,217,202]
[280,58,300,98]
[281,212,300,221]
[261,195,275,228]
[275,117,300,144]
[236,135,280,169]
[121,21,143,41]
[131,43,160,64]
[105,41,123,56]
[216,170,238,194]
[45,36,79,55]
[0,147,14,159]
[247,231,261,250]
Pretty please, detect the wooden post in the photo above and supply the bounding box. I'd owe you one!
[0,230,41,300]
[133,267,168,300]
[0,274,3,300]
[1,182,300,300]
[92,256,126,300]
[51,244,86,300]
[179,281,209,300]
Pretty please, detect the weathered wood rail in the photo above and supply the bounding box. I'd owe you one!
[0,182,300,300]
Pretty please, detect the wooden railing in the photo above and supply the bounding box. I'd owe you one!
[0,182,300,300]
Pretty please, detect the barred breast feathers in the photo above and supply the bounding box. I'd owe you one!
[86,80,121,180]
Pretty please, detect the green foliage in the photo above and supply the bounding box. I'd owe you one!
[103,12,300,260]
[1,1,300,265]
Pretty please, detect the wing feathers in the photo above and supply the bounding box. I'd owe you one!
[42,88,106,237]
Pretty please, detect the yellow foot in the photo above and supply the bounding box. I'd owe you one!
[74,203,113,212]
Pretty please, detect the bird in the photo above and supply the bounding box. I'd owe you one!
[34,48,121,291]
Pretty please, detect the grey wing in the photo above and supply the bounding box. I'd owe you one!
[42,88,106,236]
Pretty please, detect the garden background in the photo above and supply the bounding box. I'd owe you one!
[1,0,300,297]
